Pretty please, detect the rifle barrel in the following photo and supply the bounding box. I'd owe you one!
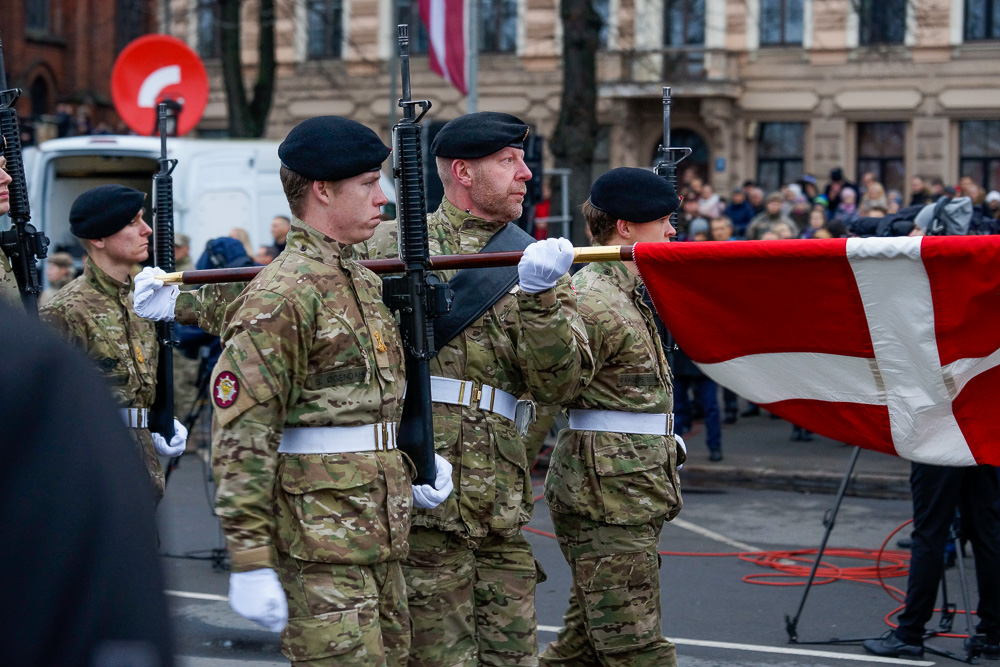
[159,245,636,286]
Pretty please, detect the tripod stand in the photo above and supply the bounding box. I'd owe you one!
[784,447,977,663]
[161,348,228,570]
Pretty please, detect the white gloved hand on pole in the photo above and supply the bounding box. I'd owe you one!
[412,454,454,509]
[674,433,687,470]
[133,266,179,322]
[517,238,574,293]
[152,418,188,456]
[228,568,288,633]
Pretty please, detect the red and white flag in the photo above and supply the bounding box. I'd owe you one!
[419,0,467,95]
[635,236,1000,467]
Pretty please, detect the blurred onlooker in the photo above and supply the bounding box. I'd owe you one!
[745,192,797,240]
[801,207,827,239]
[824,219,848,238]
[929,177,946,201]
[788,195,811,231]
[747,186,765,215]
[833,187,859,225]
[960,176,985,206]
[254,244,279,265]
[675,192,709,241]
[56,103,74,138]
[859,171,877,197]
[780,183,802,218]
[39,252,76,307]
[887,189,903,215]
[860,181,888,211]
[174,233,193,273]
[799,174,819,203]
[697,183,724,219]
[228,227,253,257]
[824,167,855,215]
[986,190,1000,219]
[866,205,888,218]
[271,214,291,252]
[688,218,710,242]
[723,187,755,237]
[710,216,735,241]
[909,176,931,207]
[772,221,797,239]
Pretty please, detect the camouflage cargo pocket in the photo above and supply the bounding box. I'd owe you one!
[491,418,530,530]
[575,550,662,653]
[282,608,364,661]
[277,454,384,564]
[592,433,679,525]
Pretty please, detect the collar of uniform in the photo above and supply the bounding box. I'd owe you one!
[595,258,639,293]
[440,196,508,235]
[285,217,352,267]
[83,256,131,302]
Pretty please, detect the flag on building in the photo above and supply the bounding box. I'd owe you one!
[635,236,1000,467]
[419,0,467,95]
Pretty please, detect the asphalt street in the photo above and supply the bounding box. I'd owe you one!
[157,438,987,666]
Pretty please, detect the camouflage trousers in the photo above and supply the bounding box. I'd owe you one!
[403,525,543,667]
[132,427,165,502]
[276,553,410,666]
[538,511,677,667]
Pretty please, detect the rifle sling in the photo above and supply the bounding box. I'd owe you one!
[432,223,535,353]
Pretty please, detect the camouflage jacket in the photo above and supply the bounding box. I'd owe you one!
[359,197,590,538]
[211,220,412,572]
[544,260,683,525]
[0,250,21,309]
[175,281,246,335]
[40,257,164,497]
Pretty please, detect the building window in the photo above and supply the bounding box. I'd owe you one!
[965,0,1000,41]
[307,0,344,59]
[960,121,1000,192]
[760,0,803,46]
[26,0,52,33]
[857,122,906,194]
[196,0,221,59]
[757,123,804,193]
[858,0,905,46]
[594,0,612,49]
[117,0,148,53]
[479,0,517,53]
[396,0,430,55]
[664,0,705,47]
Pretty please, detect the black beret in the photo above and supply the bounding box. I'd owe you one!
[431,112,530,159]
[589,167,680,223]
[278,116,390,181]
[69,185,146,239]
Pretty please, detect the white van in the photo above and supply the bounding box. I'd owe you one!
[18,135,395,269]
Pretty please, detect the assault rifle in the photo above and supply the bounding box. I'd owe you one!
[381,25,454,485]
[149,102,178,441]
[0,33,49,315]
[653,86,692,231]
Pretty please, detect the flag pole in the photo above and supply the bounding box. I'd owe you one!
[465,0,478,112]
[158,245,635,286]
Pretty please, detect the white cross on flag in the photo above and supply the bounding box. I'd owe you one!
[635,236,1000,467]
[419,0,467,95]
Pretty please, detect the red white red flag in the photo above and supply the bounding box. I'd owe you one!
[635,236,1000,467]
[419,0,467,95]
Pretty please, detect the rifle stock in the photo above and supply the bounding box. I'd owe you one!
[0,32,49,315]
[149,103,179,440]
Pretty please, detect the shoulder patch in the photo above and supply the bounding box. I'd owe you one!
[214,371,240,408]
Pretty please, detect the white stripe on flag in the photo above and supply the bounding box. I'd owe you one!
[428,0,451,83]
[846,237,975,466]
[945,345,1000,398]
[698,353,883,406]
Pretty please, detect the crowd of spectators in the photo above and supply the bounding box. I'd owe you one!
[671,167,1000,244]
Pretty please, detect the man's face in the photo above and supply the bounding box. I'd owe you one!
[731,191,745,204]
[101,210,152,265]
[271,217,290,242]
[45,263,69,282]
[910,177,924,192]
[254,246,276,265]
[766,200,782,215]
[175,244,190,261]
[324,171,389,245]
[467,147,531,222]
[748,189,764,206]
[0,156,11,217]
[710,219,732,241]
[628,215,676,244]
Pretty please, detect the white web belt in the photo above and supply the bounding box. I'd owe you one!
[429,376,518,422]
[568,409,675,436]
[278,422,398,454]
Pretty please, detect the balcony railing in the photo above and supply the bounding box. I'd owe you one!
[599,47,738,92]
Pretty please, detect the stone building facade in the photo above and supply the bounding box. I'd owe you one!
[167,0,1000,199]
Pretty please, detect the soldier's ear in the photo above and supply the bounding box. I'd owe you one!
[452,159,474,188]
[312,180,333,205]
[616,218,631,239]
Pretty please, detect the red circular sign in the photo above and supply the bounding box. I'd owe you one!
[112,34,209,137]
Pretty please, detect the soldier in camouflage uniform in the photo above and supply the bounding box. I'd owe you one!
[540,168,685,667]
[360,111,590,667]
[207,116,453,666]
[40,185,189,501]
[0,156,23,309]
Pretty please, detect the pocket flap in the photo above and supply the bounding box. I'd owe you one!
[283,608,363,660]
[593,433,667,476]
[280,454,380,494]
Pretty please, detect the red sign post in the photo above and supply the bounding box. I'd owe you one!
[112,34,209,137]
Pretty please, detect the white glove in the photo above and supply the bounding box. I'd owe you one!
[518,238,574,293]
[152,418,188,456]
[675,434,687,471]
[133,266,179,321]
[228,568,288,633]
[412,454,454,509]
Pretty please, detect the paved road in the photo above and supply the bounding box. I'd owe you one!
[159,446,981,666]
